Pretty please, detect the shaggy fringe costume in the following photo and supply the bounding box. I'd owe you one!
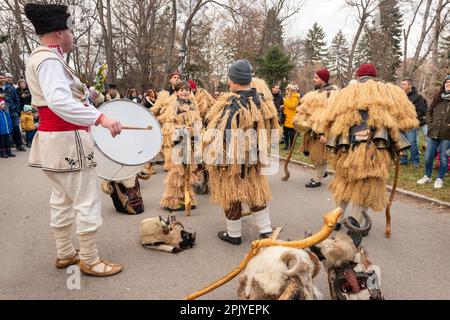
[324,78,418,212]
[160,98,202,209]
[152,91,177,170]
[195,88,217,120]
[294,85,338,166]
[203,79,280,211]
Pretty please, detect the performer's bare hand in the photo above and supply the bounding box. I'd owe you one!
[319,135,327,144]
[100,115,122,137]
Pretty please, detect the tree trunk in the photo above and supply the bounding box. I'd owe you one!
[163,0,177,90]
[428,0,445,88]
[97,0,115,83]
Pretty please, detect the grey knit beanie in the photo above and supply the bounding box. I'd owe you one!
[228,59,253,85]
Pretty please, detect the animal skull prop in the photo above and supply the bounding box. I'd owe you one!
[237,246,323,300]
[102,177,144,215]
[140,215,196,253]
[310,233,383,300]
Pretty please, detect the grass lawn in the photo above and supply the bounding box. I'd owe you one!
[278,133,450,203]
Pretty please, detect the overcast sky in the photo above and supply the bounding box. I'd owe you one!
[283,0,422,57]
[285,0,356,42]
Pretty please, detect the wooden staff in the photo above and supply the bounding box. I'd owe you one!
[184,162,191,216]
[184,119,192,216]
[185,207,342,300]
[385,157,400,239]
[281,133,298,181]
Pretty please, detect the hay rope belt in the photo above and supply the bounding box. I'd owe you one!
[185,208,343,300]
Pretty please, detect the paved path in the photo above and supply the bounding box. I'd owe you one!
[1,151,449,299]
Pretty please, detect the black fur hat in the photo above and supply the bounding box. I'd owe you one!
[24,3,73,36]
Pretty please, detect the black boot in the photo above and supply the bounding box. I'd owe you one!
[16,145,26,152]
[0,148,8,158]
[6,147,16,157]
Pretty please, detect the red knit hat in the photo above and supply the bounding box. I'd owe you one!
[356,64,378,77]
[316,68,330,83]
[188,80,197,90]
[170,70,181,79]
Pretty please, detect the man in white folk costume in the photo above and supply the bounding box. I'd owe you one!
[24,2,123,276]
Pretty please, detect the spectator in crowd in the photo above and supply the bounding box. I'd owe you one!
[5,73,15,87]
[105,84,121,101]
[17,79,32,113]
[417,75,450,189]
[0,72,25,151]
[400,78,428,168]
[143,89,157,109]
[271,84,284,125]
[0,98,15,158]
[282,84,300,150]
[20,104,37,148]
[126,88,142,104]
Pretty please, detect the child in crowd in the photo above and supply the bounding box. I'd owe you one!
[0,98,15,158]
[20,104,37,147]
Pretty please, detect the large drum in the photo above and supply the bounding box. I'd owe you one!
[91,99,162,181]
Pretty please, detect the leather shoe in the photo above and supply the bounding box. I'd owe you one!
[218,231,241,245]
[305,179,321,188]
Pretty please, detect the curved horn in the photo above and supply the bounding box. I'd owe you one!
[159,217,170,235]
[281,250,308,277]
[343,211,372,241]
[173,221,185,229]
[101,180,114,195]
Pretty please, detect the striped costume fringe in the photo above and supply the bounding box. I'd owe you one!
[204,80,279,210]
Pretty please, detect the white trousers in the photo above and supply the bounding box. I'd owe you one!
[44,167,102,234]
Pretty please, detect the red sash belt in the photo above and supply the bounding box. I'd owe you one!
[37,106,88,132]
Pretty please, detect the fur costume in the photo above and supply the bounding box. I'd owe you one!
[238,246,322,300]
[151,90,172,117]
[160,98,202,209]
[141,215,196,253]
[310,233,383,300]
[294,84,338,166]
[324,78,418,211]
[203,79,280,210]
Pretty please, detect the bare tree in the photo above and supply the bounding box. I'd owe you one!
[96,0,116,82]
[345,0,379,82]
[428,0,450,87]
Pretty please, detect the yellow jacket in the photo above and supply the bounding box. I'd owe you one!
[20,112,35,131]
[283,93,300,128]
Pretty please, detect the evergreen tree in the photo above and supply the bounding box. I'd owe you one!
[327,30,350,87]
[255,45,294,87]
[437,34,450,83]
[353,28,372,72]
[303,22,328,63]
[260,8,284,55]
[378,0,403,82]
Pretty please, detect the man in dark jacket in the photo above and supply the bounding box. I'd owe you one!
[0,72,25,151]
[272,84,285,137]
[400,79,428,167]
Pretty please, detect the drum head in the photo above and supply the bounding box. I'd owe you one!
[91,99,162,180]
[94,146,144,181]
